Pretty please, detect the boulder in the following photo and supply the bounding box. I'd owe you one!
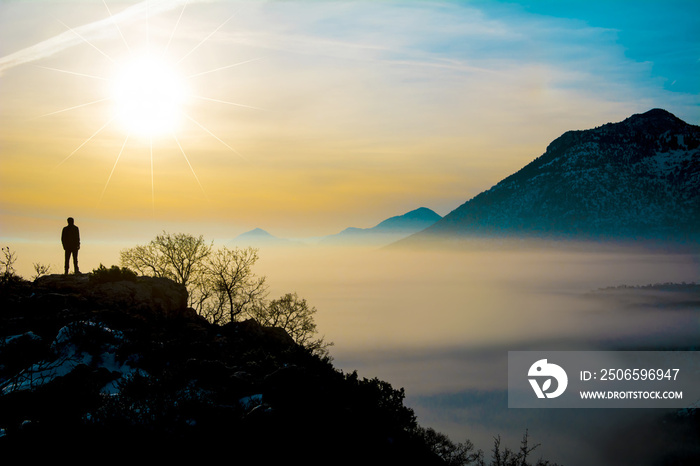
[33,274,193,319]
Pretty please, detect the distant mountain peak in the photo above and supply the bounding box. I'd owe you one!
[239,228,274,238]
[230,228,303,248]
[628,108,683,124]
[320,207,442,246]
[373,207,442,230]
[404,109,700,244]
[403,207,441,219]
[616,108,691,136]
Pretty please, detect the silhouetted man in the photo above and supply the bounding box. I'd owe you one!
[61,217,80,274]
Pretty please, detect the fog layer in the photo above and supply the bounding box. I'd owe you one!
[255,241,699,465]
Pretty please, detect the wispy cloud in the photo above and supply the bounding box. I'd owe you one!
[0,0,204,75]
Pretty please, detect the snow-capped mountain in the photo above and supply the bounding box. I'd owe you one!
[409,109,699,242]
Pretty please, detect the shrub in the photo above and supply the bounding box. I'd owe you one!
[90,264,138,284]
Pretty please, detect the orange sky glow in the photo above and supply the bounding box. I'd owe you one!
[1,0,698,274]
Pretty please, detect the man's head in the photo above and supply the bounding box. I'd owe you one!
[67,217,74,225]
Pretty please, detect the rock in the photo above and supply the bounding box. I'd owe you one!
[32,274,193,319]
[91,277,190,318]
[33,273,91,290]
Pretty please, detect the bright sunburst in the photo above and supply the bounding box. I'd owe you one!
[111,50,188,138]
[37,1,259,208]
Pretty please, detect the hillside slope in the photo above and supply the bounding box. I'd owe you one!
[410,109,699,243]
[0,274,459,463]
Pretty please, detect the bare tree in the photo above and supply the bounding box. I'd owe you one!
[120,232,332,355]
[120,242,170,279]
[252,292,333,357]
[415,427,484,466]
[120,232,212,313]
[204,246,267,324]
[121,234,268,323]
[32,262,52,280]
[154,232,211,287]
[1,246,17,281]
[120,232,211,287]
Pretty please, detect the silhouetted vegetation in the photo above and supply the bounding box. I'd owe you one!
[586,282,700,312]
[594,282,699,293]
[252,292,333,357]
[120,231,331,355]
[415,426,484,465]
[119,231,211,289]
[31,262,51,280]
[89,264,138,284]
[1,246,20,286]
[414,427,564,466]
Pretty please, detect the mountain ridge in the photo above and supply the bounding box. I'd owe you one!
[401,109,700,245]
[232,207,442,248]
[320,207,442,246]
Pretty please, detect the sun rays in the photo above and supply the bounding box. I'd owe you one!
[32,1,261,210]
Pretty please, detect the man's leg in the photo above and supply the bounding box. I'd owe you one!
[73,249,79,274]
[64,250,70,274]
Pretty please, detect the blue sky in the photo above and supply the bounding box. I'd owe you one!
[491,0,700,95]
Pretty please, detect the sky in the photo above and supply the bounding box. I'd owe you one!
[1,0,699,250]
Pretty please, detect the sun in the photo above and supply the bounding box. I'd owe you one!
[34,3,259,207]
[111,50,188,138]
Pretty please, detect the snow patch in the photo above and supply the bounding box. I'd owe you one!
[1,320,145,396]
